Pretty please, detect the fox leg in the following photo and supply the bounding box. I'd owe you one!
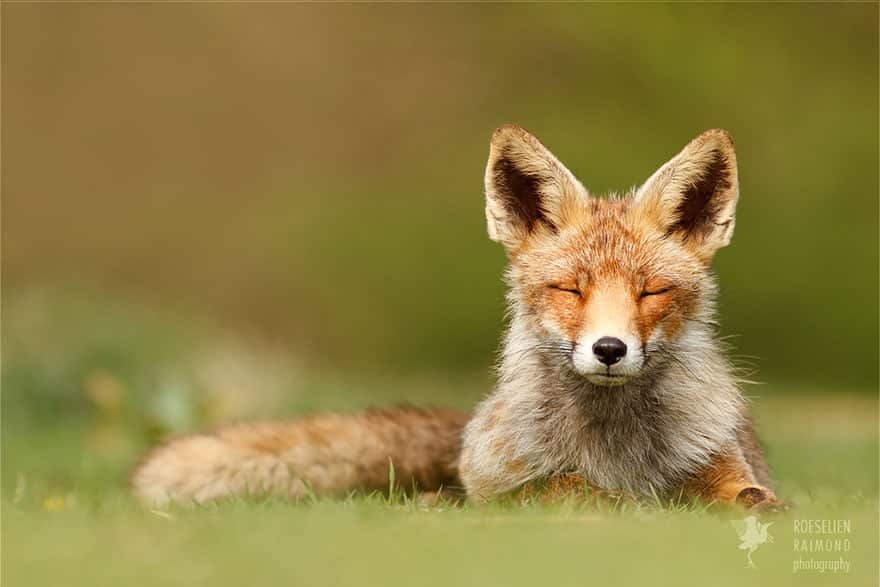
[684,445,781,510]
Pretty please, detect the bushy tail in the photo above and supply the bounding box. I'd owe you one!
[131,406,470,506]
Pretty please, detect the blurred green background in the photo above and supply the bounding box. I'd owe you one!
[4,0,879,473]
[4,3,877,387]
[3,5,878,387]
[2,6,878,586]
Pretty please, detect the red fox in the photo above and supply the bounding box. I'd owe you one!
[132,126,780,510]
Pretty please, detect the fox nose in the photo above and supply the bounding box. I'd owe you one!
[592,337,627,366]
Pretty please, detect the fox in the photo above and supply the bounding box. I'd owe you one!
[132,125,781,511]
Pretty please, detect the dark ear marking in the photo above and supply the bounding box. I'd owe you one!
[492,155,554,234]
[671,148,733,241]
[484,124,586,252]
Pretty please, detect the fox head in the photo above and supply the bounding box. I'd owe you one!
[485,125,738,387]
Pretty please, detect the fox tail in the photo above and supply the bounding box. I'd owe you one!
[131,406,470,506]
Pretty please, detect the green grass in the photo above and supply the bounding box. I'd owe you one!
[2,288,878,586]
[4,497,877,587]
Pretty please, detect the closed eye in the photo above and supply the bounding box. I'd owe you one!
[640,287,671,298]
[549,284,581,296]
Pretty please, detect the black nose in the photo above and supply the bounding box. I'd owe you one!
[592,337,627,366]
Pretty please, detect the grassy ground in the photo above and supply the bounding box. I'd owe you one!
[2,288,878,586]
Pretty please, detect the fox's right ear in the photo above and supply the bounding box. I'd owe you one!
[484,125,587,254]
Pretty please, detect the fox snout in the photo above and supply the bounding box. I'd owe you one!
[571,329,645,386]
[560,283,647,386]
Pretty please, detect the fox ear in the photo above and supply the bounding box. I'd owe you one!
[635,129,739,262]
[484,125,587,253]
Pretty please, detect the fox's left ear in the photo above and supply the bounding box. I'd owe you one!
[635,129,739,263]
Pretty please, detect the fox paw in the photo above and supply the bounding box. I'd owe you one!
[735,486,787,512]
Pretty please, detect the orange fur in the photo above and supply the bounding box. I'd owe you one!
[514,199,706,353]
[684,448,781,510]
